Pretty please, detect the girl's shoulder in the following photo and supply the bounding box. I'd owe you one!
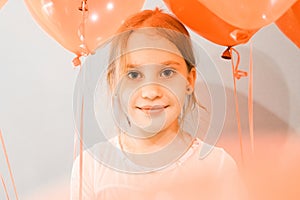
[181,138,238,174]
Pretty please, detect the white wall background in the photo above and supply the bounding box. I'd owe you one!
[0,0,299,199]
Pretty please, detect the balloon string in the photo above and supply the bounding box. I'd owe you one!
[231,48,248,79]
[229,48,247,164]
[248,43,254,154]
[73,132,78,161]
[72,108,83,200]
[0,130,19,200]
[1,173,10,200]
[79,95,84,200]
[73,62,85,200]
[72,60,84,200]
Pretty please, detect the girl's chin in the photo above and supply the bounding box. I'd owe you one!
[127,108,180,134]
[126,131,160,139]
[132,123,167,134]
[130,116,167,131]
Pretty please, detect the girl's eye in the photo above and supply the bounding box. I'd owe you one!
[160,68,176,78]
[127,71,142,80]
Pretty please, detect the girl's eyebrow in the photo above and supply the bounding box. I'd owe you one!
[160,60,181,66]
[126,63,138,69]
[126,60,181,69]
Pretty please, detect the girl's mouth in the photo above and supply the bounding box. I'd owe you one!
[137,105,169,114]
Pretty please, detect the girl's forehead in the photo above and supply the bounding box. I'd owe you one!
[125,31,182,57]
[125,49,186,68]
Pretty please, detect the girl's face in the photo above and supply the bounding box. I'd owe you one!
[116,31,195,138]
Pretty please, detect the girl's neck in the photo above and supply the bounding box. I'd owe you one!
[119,122,191,154]
[118,123,194,169]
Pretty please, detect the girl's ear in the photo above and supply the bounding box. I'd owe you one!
[187,67,196,90]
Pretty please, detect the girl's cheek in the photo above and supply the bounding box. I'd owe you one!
[160,78,187,105]
[120,88,139,112]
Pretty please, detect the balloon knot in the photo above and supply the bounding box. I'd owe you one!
[72,56,81,67]
[221,46,232,59]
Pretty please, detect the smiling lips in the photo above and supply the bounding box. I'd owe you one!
[137,105,169,114]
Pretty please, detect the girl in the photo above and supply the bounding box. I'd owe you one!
[71,8,243,200]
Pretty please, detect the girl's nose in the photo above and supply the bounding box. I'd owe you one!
[141,84,162,100]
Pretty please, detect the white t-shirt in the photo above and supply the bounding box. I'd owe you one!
[71,137,244,200]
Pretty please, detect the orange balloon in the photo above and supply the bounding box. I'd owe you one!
[0,0,7,9]
[164,0,257,47]
[198,0,297,30]
[276,1,300,48]
[24,0,144,57]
